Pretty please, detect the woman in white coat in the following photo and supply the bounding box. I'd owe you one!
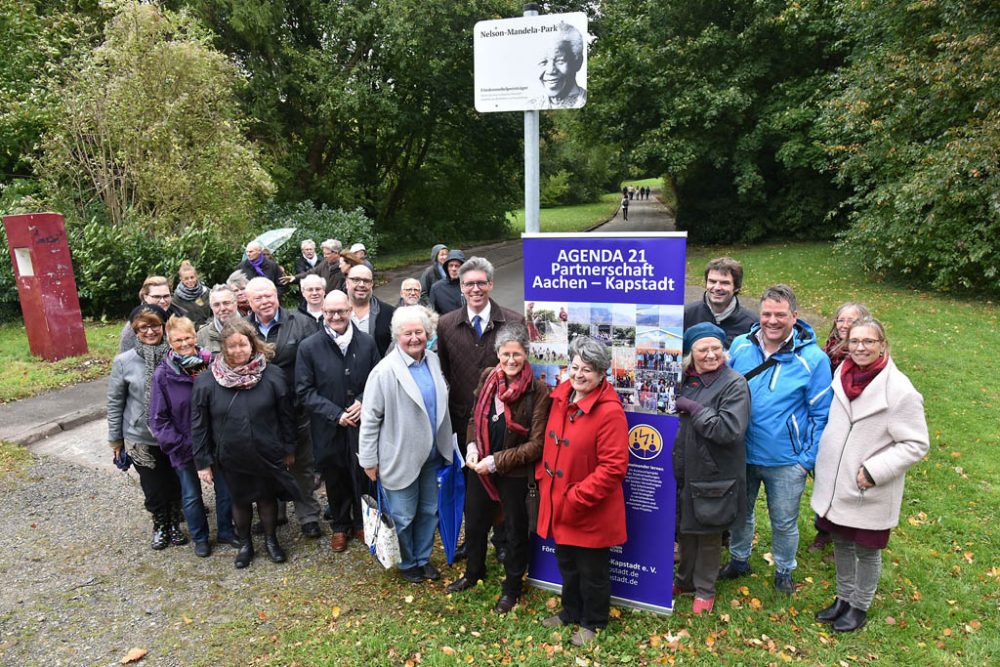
[359,306,453,584]
[811,317,929,632]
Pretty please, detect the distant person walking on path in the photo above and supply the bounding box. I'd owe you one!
[620,195,629,221]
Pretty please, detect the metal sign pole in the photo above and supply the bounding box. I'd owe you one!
[523,3,540,234]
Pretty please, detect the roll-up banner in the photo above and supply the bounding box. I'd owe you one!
[523,232,687,615]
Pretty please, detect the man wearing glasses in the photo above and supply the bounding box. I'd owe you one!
[118,275,189,353]
[345,264,395,356]
[196,284,240,355]
[296,290,381,552]
[721,284,833,596]
[398,278,425,307]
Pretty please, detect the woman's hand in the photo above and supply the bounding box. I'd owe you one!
[473,458,492,475]
[856,466,875,490]
[465,443,479,467]
[197,468,213,484]
[364,466,379,482]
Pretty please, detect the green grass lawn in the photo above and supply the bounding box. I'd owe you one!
[0,320,122,403]
[189,241,998,666]
[622,177,665,189]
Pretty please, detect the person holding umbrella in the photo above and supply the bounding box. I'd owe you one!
[359,306,453,583]
[448,323,551,615]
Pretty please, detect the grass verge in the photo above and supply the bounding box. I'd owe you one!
[195,241,998,666]
[0,440,31,476]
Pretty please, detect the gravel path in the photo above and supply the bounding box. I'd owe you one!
[0,445,382,667]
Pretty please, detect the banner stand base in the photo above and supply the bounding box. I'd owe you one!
[526,578,674,616]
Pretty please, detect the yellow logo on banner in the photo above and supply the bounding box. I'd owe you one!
[628,424,663,460]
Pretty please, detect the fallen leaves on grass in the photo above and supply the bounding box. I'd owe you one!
[120,647,147,664]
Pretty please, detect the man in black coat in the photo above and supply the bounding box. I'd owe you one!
[683,256,757,346]
[296,290,381,552]
[429,249,466,314]
[244,277,323,538]
[294,239,321,275]
[345,264,395,356]
[238,241,283,287]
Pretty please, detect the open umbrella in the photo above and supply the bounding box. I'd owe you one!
[436,438,465,565]
[252,227,297,253]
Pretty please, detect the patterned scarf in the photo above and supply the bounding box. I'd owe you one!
[840,355,888,401]
[174,281,207,302]
[134,339,168,422]
[168,348,210,377]
[472,362,533,501]
[212,352,267,389]
[824,330,849,371]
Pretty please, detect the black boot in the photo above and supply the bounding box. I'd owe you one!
[264,535,287,563]
[815,598,850,624]
[167,504,189,546]
[234,536,254,569]
[150,512,169,551]
[832,605,867,632]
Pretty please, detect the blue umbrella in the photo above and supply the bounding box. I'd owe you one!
[437,442,466,565]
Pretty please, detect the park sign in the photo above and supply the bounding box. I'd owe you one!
[474,12,588,113]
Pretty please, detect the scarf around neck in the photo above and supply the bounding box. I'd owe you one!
[134,340,169,421]
[472,363,533,501]
[248,254,267,277]
[840,355,888,401]
[174,281,206,302]
[824,330,849,370]
[212,352,267,389]
[168,348,210,377]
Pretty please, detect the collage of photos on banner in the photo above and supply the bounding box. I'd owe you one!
[525,301,684,415]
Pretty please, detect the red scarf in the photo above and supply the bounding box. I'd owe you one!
[824,331,849,371]
[840,355,888,401]
[472,362,533,501]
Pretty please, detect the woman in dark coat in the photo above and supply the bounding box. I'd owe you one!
[672,322,750,615]
[537,336,629,647]
[192,319,301,568]
[149,316,236,558]
[447,323,551,614]
[172,260,212,328]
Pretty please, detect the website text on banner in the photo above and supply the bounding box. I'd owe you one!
[522,232,687,615]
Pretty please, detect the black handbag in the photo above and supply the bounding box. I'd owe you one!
[690,478,738,527]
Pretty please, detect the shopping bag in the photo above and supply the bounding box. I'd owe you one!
[361,482,401,569]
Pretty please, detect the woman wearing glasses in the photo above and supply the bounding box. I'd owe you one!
[811,317,929,632]
[118,276,189,353]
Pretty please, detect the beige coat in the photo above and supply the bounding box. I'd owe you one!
[811,358,929,530]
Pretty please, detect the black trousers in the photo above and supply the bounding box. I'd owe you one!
[463,472,530,596]
[134,445,181,518]
[321,458,368,533]
[555,544,611,631]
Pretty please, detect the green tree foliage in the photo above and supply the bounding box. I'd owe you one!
[255,200,377,268]
[38,1,273,235]
[178,0,526,246]
[540,114,622,207]
[586,0,848,243]
[822,0,1000,291]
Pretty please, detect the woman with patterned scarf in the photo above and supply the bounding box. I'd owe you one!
[447,323,551,615]
[191,320,301,569]
[107,304,186,550]
[149,316,238,558]
[172,260,212,328]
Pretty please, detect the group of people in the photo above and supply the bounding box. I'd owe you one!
[675,257,929,633]
[106,242,927,645]
[623,186,651,201]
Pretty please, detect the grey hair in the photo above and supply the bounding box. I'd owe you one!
[556,21,585,68]
[391,305,435,342]
[210,283,234,297]
[226,270,248,289]
[300,274,326,290]
[246,240,262,252]
[459,256,494,283]
[245,277,277,295]
[301,238,315,250]
[760,283,798,313]
[493,323,530,354]
[321,239,342,253]
[569,336,611,375]
[829,301,872,341]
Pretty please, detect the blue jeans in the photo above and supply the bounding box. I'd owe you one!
[382,450,440,570]
[729,463,807,573]
[176,463,235,544]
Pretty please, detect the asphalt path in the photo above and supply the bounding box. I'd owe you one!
[375,190,686,310]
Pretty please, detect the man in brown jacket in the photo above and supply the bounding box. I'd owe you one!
[436,256,525,560]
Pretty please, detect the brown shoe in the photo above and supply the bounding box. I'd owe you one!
[571,628,597,646]
[354,528,365,543]
[330,532,349,552]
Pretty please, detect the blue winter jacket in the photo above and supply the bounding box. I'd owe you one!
[728,320,833,471]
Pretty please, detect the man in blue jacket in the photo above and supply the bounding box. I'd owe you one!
[720,284,833,594]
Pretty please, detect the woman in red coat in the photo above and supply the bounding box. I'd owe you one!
[536,336,629,647]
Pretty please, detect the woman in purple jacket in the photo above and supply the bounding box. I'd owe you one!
[149,316,237,557]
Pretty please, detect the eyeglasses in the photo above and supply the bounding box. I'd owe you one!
[348,277,373,285]
[147,294,171,302]
[323,308,351,317]
[461,281,490,290]
[835,318,856,325]
[401,287,421,293]
[847,338,882,348]
[136,324,162,334]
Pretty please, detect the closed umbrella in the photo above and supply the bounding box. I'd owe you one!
[437,439,465,564]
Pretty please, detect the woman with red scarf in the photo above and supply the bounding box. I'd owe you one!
[811,317,929,632]
[447,323,551,614]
